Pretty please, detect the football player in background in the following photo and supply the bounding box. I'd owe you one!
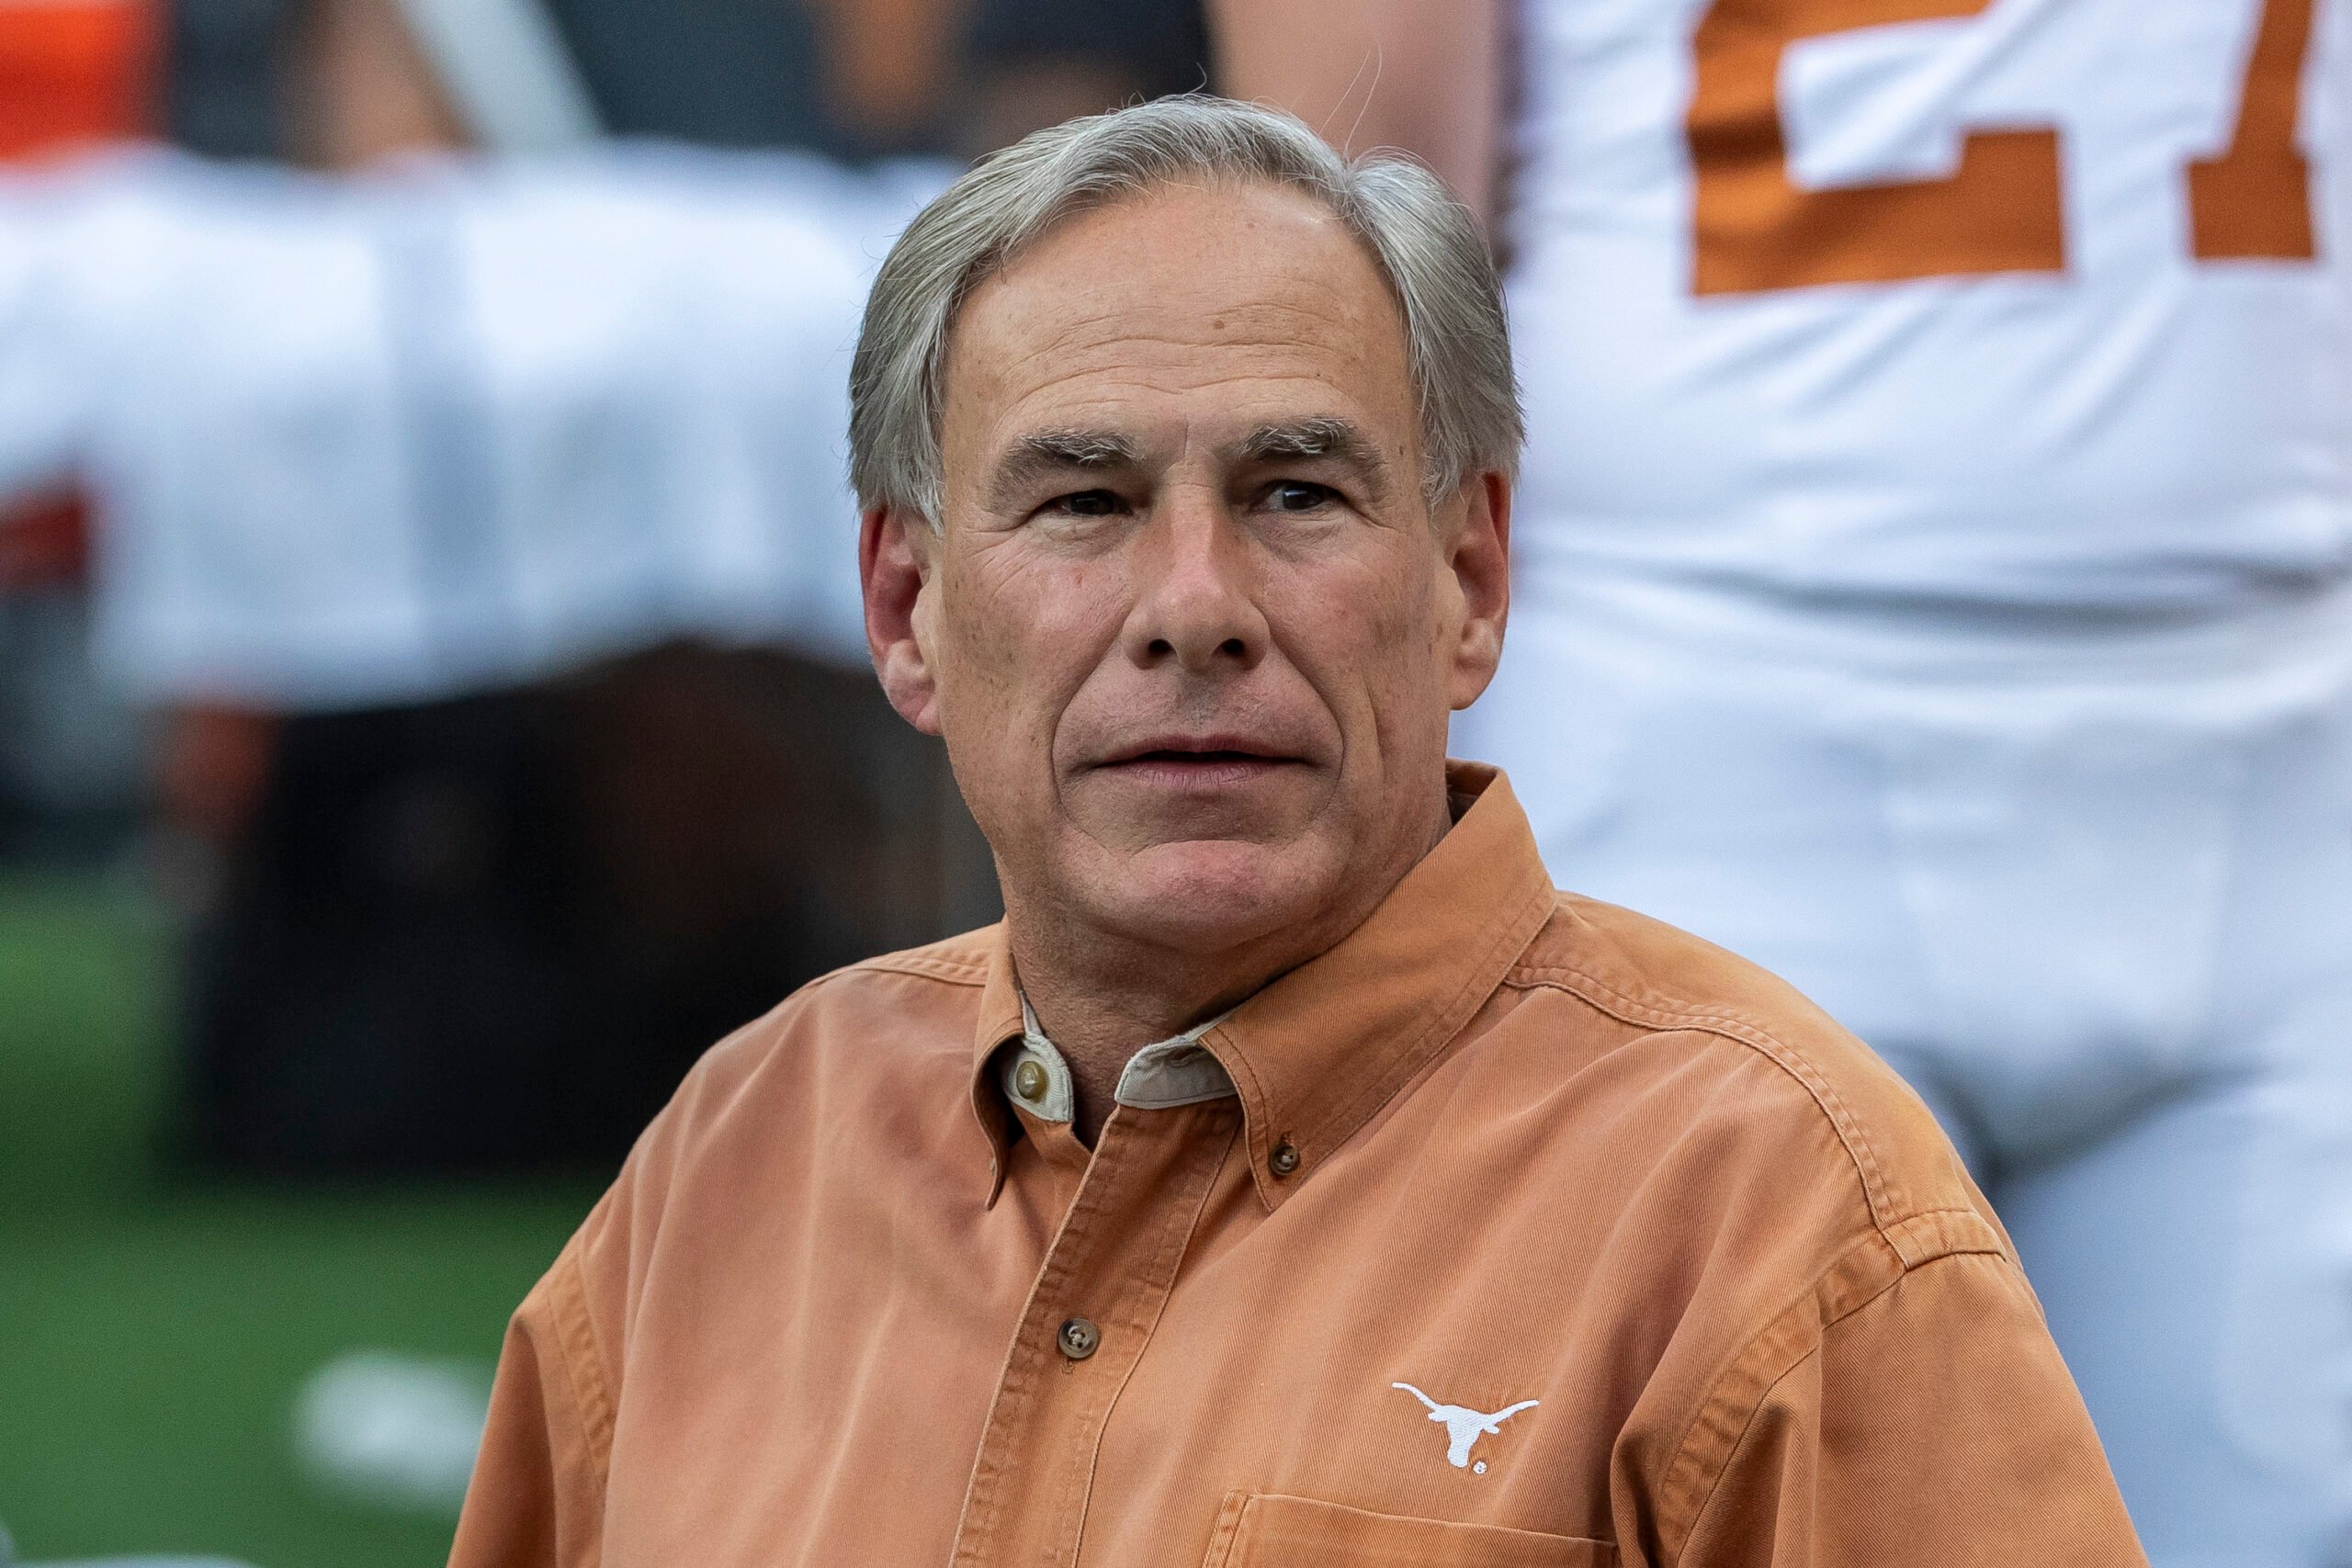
[1219,1,2350,1561]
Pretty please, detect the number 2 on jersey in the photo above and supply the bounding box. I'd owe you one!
[2189,0,2319,259]
[1687,0,2319,295]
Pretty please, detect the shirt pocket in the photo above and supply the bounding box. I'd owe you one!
[1202,1492,1615,1568]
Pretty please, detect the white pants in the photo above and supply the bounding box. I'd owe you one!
[1457,567,2352,1567]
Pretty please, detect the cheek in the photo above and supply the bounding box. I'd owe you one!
[1281,549,1446,711]
[934,549,1125,770]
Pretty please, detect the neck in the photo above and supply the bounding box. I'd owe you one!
[1004,800,1453,1142]
[1011,930,1271,1142]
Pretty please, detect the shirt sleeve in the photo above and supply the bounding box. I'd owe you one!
[1674,1249,2148,1568]
[448,1244,613,1568]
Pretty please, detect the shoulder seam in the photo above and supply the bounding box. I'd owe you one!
[696,945,991,1068]
[1672,1339,1825,1568]
[1505,963,1911,1234]
[831,950,991,987]
[1653,1228,1905,1559]
[1665,1247,2022,1568]
[545,1241,617,1492]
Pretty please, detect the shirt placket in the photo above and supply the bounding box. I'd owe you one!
[951,1097,1242,1568]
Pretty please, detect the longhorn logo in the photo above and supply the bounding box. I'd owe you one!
[1391,1382,1540,1472]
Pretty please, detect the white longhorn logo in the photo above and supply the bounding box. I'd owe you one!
[1391,1382,1541,1472]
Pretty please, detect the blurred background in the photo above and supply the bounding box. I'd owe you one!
[7,0,2339,1563]
[0,0,1206,1562]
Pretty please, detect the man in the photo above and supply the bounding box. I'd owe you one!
[448,97,2143,1567]
[1221,3,2352,1561]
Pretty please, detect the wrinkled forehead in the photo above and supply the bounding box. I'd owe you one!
[936,180,1420,486]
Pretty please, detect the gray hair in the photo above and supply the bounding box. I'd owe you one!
[848,95,1521,525]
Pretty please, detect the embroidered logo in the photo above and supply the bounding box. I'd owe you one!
[1391,1382,1541,1474]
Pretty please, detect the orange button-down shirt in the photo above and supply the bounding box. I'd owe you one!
[451,765,2144,1568]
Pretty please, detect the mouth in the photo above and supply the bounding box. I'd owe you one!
[1092,736,1308,787]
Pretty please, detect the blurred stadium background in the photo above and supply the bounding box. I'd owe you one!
[0,1,1207,1562]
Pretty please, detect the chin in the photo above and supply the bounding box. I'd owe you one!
[1093,839,1339,953]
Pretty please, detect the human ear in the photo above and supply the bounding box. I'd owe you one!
[1442,470,1511,711]
[862,504,943,735]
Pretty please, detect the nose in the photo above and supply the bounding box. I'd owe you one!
[1121,491,1267,675]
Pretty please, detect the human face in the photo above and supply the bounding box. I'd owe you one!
[864,179,1509,967]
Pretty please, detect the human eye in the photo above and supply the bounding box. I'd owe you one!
[1042,489,1127,519]
[1261,479,1340,513]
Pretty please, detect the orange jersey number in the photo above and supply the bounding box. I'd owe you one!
[1687,0,2319,294]
[2189,0,2320,260]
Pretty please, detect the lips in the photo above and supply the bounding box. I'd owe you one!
[1087,734,1313,791]
[1096,733,1303,769]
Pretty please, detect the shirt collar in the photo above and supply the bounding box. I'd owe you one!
[969,762,1557,1210]
[1001,998,1236,1124]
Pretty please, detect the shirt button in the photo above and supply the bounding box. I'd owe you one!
[1013,1059,1049,1102]
[1057,1316,1101,1360]
[1269,1139,1301,1177]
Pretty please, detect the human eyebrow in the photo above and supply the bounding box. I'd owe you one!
[985,428,1144,510]
[1233,418,1390,499]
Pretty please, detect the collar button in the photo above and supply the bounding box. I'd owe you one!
[1013,1059,1049,1102]
[1269,1139,1301,1178]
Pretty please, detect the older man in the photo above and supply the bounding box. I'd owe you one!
[448,98,2144,1568]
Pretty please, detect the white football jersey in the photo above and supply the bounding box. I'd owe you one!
[1507,0,2352,609]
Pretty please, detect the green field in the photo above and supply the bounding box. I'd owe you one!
[0,874,599,1568]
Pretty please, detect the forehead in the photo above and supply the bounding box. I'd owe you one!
[939,179,1418,480]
